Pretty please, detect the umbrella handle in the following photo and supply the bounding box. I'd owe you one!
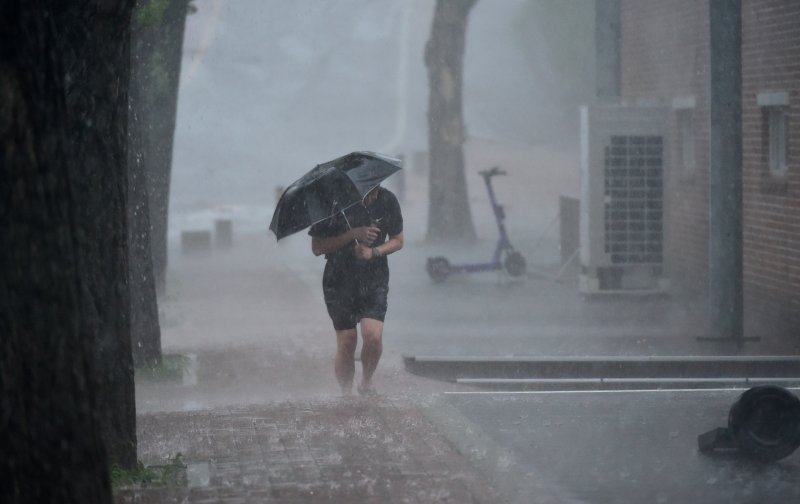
[340,209,359,245]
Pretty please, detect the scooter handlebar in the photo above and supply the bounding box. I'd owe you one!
[478,166,507,177]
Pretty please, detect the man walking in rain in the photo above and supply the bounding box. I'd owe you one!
[309,185,403,396]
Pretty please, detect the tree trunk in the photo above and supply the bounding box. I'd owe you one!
[128,98,163,368]
[128,4,163,368]
[0,0,136,501]
[63,1,139,471]
[425,0,478,242]
[133,0,191,293]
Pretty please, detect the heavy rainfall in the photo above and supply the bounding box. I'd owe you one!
[2,1,800,503]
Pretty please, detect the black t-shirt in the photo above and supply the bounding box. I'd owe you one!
[308,187,403,280]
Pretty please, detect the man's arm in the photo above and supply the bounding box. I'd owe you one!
[311,226,380,256]
[354,232,404,260]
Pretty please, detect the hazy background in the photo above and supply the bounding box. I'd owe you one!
[169,0,592,240]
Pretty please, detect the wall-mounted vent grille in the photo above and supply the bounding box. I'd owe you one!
[603,135,664,265]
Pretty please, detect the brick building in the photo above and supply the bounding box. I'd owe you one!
[617,0,799,339]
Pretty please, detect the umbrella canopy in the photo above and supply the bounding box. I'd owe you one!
[269,151,402,240]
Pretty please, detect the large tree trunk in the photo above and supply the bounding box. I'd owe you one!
[127,3,163,368]
[425,0,477,242]
[0,4,137,501]
[133,0,191,294]
[64,1,138,471]
[0,29,112,504]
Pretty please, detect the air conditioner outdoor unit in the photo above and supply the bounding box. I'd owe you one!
[579,105,670,295]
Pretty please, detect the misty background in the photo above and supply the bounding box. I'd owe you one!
[169,0,593,242]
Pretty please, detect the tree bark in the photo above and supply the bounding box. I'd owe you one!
[127,2,163,368]
[128,96,163,368]
[425,0,478,242]
[63,0,139,471]
[132,0,191,293]
[0,4,138,502]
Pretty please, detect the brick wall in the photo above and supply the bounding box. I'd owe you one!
[741,0,800,336]
[619,0,800,338]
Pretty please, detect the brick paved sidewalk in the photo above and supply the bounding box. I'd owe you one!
[115,397,502,503]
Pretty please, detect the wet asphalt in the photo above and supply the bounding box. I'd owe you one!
[435,390,800,504]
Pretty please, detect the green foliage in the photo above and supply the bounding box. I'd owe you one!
[513,0,596,104]
[136,0,171,27]
[137,0,196,26]
[111,453,187,489]
[135,353,192,381]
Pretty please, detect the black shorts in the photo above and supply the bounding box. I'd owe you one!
[322,264,389,331]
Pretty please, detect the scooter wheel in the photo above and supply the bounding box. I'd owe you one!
[728,385,800,462]
[504,251,527,277]
[426,256,450,283]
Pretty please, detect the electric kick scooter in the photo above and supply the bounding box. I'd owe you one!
[426,166,527,282]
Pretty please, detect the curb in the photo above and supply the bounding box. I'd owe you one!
[404,355,800,387]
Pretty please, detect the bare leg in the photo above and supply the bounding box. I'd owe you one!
[335,329,357,395]
[359,318,383,390]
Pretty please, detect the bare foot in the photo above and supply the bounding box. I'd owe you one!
[357,384,378,397]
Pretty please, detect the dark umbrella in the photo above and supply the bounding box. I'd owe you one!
[269,151,402,240]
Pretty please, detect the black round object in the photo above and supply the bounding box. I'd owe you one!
[426,256,451,282]
[504,251,527,277]
[728,385,800,462]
